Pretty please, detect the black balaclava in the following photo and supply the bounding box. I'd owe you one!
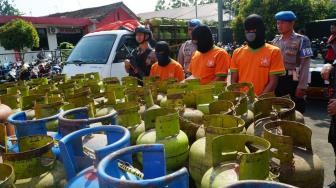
[192,25,214,53]
[155,41,171,67]
[244,14,266,49]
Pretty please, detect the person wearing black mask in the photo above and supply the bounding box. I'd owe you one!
[230,14,285,96]
[150,41,184,81]
[187,25,231,84]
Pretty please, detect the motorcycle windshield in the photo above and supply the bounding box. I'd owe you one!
[67,34,117,64]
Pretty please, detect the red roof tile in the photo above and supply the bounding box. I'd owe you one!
[0,16,93,26]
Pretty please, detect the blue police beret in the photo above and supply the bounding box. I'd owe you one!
[275,11,297,21]
[188,19,202,27]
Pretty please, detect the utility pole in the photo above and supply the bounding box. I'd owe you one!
[218,0,224,43]
[195,0,198,18]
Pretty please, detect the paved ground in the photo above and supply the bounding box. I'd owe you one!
[306,99,334,186]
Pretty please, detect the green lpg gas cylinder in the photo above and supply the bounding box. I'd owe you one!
[3,135,66,188]
[201,134,271,188]
[136,108,189,171]
[7,85,29,97]
[105,84,125,101]
[209,81,227,97]
[0,94,21,113]
[122,76,139,88]
[184,86,215,114]
[189,115,245,188]
[160,82,188,108]
[21,95,48,119]
[257,93,305,124]
[247,97,297,136]
[0,163,15,188]
[179,107,204,144]
[114,102,145,145]
[83,79,102,98]
[226,82,256,108]
[219,92,254,129]
[263,120,324,188]
[103,77,120,85]
[196,100,234,140]
[34,101,63,131]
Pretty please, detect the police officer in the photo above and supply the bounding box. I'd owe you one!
[124,26,157,82]
[272,11,313,113]
[177,19,202,77]
[321,61,336,188]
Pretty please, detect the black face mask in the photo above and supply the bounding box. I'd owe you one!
[156,53,170,67]
[244,14,266,49]
[192,25,214,53]
[155,41,171,67]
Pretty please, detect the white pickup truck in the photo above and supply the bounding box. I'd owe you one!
[62,30,138,78]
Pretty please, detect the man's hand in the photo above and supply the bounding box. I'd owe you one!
[328,99,336,115]
[124,59,131,73]
[295,88,305,98]
[321,63,333,80]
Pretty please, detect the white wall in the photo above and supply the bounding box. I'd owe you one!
[0,47,16,63]
[47,33,58,50]
[88,24,96,33]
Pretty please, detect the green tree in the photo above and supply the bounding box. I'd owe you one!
[170,0,190,8]
[155,0,167,11]
[231,0,336,43]
[59,42,74,61]
[0,0,21,16]
[0,19,39,60]
[155,0,226,10]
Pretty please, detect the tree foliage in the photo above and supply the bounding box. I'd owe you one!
[0,0,21,16]
[155,0,167,11]
[155,0,229,10]
[59,42,74,50]
[231,0,336,43]
[0,19,39,52]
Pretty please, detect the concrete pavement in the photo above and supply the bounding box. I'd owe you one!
[306,99,334,186]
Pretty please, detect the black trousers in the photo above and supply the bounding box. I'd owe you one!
[275,75,306,113]
[331,141,336,177]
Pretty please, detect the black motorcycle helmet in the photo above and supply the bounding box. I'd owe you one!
[134,26,152,44]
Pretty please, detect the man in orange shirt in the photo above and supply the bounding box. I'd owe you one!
[150,41,185,81]
[230,14,285,96]
[188,25,231,84]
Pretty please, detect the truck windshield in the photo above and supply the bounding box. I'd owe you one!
[67,34,117,64]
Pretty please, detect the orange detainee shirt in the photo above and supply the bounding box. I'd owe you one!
[150,59,185,81]
[189,46,231,85]
[230,43,285,96]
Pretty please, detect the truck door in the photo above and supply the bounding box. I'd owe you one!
[110,35,137,78]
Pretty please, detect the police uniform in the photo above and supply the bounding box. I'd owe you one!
[177,19,201,78]
[177,40,197,77]
[129,47,157,83]
[272,11,313,113]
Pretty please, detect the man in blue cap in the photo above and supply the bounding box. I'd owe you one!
[177,19,202,77]
[272,11,313,114]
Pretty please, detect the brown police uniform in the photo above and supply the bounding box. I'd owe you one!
[272,32,312,113]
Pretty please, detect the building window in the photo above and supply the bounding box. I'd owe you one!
[32,28,49,50]
[56,28,84,46]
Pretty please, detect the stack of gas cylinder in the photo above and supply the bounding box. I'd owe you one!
[0,72,324,188]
